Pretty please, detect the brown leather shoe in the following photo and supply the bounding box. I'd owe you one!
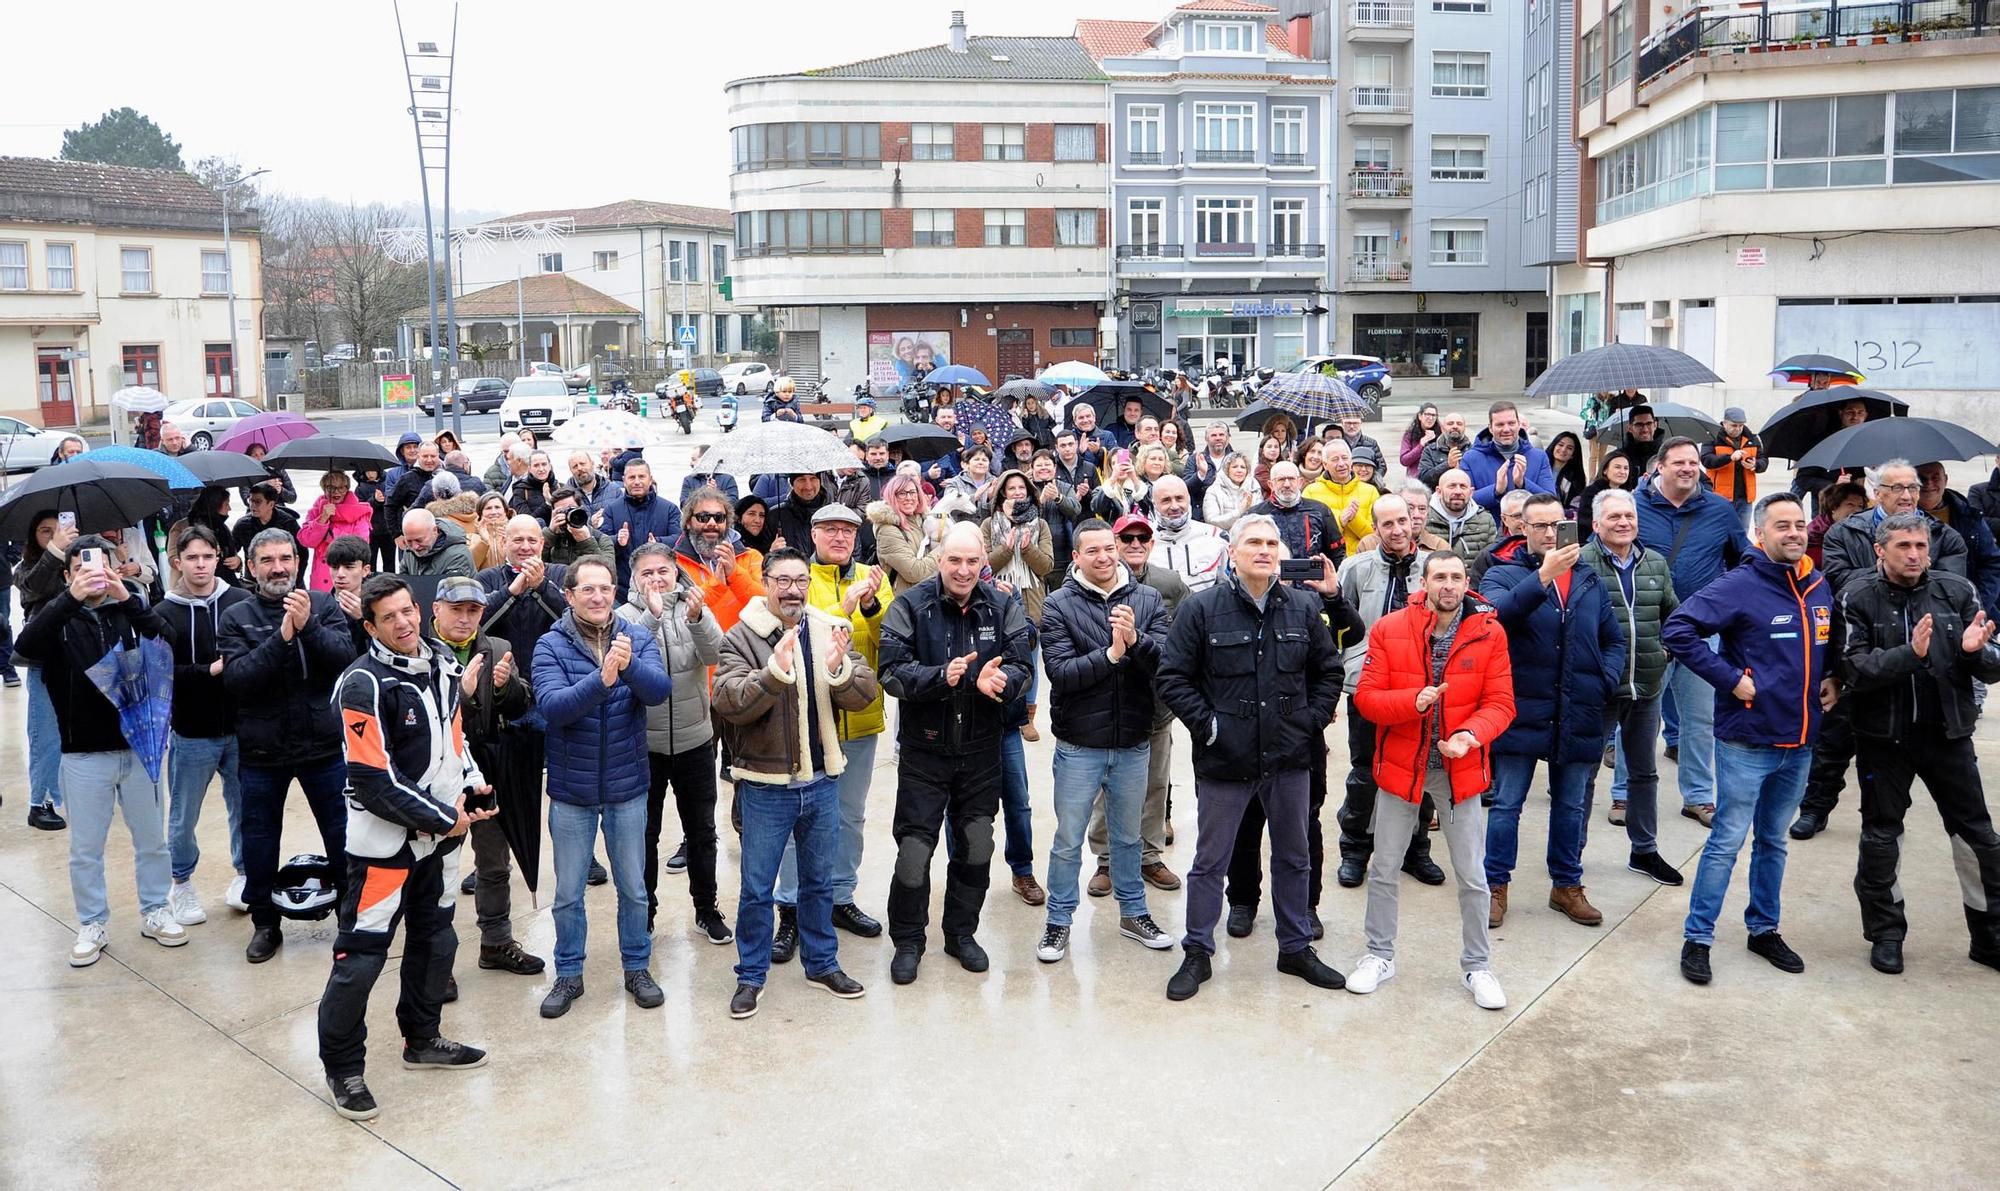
[1548,884,1604,926]
[1141,862,1181,891]
[1681,803,1716,828]
[1021,706,1040,742]
[1087,866,1112,897]
[1012,873,1047,906]
[1488,884,1508,929]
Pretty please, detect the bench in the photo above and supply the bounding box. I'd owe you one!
[800,401,860,429]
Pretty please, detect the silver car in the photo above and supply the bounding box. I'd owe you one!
[164,398,263,450]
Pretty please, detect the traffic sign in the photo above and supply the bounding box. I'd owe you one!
[677,326,698,346]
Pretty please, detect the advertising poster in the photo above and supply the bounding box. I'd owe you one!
[380,373,415,409]
[867,331,952,392]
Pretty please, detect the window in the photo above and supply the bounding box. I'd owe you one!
[983,124,1025,162]
[1271,107,1306,165]
[202,249,229,295]
[1430,135,1489,181]
[1526,71,1540,131]
[1056,209,1098,247]
[1352,54,1396,109]
[0,242,24,290]
[593,250,618,270]
[735,210,883,256]
[1192,103,1256,162]
[1191,21,1255,52]
[45,243,74,290]
[731,121,880,170]
[1433,0,1490,8]
[669,241,682,280]
[203,343,233,397]
[1579,28,1603,105]
[712,243,728,281]
[537,251,562,274]
[1272,315,1306,369]
[1054,124,1095,161]
[1050,328,1096,347]
[1432,52,1489,98]
[1540,66,1552,130]
[1596,108,1711,222]
[1895,87,2000,184]
[714,314,730,355]
[1354,312,1481,376]
[685,241,699,283]
[1352,137,1393,170]
[984,209,1026,246]
[1607,5,1633,87]
[122,344,162,388]
[1193,197,1254,255]
[1126,199,1165,253]
[121,247,153,292]
[911,123,955,161]
[1127,105,1164,163]
[1429,219,1486,264]
[914,209,956,247]
[1714,101,1770,191]
[1271,199,1306,252]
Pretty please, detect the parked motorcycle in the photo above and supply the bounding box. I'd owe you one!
[668,389,698,434]
[901,383,933,424]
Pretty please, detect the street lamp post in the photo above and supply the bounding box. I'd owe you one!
[212,168,269,404]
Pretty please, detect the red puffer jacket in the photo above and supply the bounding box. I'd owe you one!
[1354,592,1516,804]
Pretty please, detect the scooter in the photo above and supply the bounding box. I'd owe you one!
[716,393,739,433]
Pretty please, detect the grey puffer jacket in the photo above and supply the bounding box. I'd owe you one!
[618,586,724,755]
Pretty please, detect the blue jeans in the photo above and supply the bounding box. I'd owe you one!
[1684,741,1810,945]
[737,776,841,987]
[25,665,63,809]
[549,796,651,978]
[167,732,243,883]
[774,734,879,906]
[1046,741,1150,926]
[62,750,171,925]
[1614,646,1717,809]
[1001,728,1034,877]
[1486,754,1592,889]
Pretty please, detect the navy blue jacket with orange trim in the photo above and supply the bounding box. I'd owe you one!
[1662,547,1833,748]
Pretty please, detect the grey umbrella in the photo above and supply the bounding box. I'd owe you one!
[1595,401,1721,448]
[1526,342,1723,397]
[696,419,855,477]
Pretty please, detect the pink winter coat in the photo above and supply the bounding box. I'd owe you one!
[296,492,373,590]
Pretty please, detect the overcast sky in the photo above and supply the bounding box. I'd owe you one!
[5,0,1174,218]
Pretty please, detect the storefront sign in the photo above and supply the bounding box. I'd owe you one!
[1130,301,1160,331]
[1171,300,1299,319]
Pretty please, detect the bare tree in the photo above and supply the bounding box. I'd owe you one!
[256,196,426,353]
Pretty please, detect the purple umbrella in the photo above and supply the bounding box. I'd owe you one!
[215,411,318,455]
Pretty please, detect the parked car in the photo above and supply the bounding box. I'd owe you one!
[0,415,81,473]
[525,361,564,379]
[564,361,630,391]
[717,360,776,396]
[499,377,577,434]
[163,397,264,450]
[656,368,724,403]
[324,343,360,364]
[419,377,510,416]
[1291,354,1393,407]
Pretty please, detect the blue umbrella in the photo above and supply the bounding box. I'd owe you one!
[83,444,201,491]
[926,364,991,387]
[1258,369,1369,423]
[950,399,1021,451]
[1040,361,1109,390]
[85,634,175,782]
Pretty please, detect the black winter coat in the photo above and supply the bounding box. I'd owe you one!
[879,576,1032,755]
[478,563,570,664]
[1039,570,1169,749]
[162,585,254,738]
[15,588,176,754]
[218,588,358,766]
[1838,568,2000,741]
[1248,498,1344,565]
[1156,575,1343,780]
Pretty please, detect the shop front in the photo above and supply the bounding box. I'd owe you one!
[1124,297,1313,375]
[1352,312,1480,380]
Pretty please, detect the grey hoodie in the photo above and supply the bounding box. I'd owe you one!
[617,586,724,754]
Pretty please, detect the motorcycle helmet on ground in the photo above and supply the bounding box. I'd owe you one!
[270,853,340,920]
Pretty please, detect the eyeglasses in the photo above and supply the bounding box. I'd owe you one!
[767,575,811,591]
[1879,483,1920,494]
[1525,520,1566,533]
[1118,533,1152,544]
[690,512,727,524]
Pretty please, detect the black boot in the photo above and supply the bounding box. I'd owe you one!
[1400,847,1446,886]
[1336,855,1367,888]
[771,906,799,964]
[1166,947,1212,1001]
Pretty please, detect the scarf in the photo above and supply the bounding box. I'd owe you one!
[1383,549,1416,618]
[1273,488,1302,509]
[572,611,616,662]
[1157,506,1191,532]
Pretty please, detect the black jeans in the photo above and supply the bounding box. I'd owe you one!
[1334,694,1433,866]
[1854,726,2000,950]
[240,756,348,930]
[1797,696,1856,819]
[886,746,1001,950]
[318,842,459,1079]
[1229,736,1340,910]
[645,740,720,926]
[369,529,399,574]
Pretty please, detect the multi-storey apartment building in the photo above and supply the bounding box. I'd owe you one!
[0,157,262,427]
[1555,0,2000,425]
[1079,1,1336,374]
[725,13,1111,391]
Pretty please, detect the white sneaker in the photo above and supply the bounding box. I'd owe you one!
[225,874,249,912]
[141,907,189,948]
[1346,954,1396,995]
[1464,969,1506,1010]
[170,880,208,925]
[70,923,109,967]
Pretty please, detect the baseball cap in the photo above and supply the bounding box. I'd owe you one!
[811,503,864,528]
[435,576,486,605]
[1111,512,1153,538]
[1722,406,1747,424]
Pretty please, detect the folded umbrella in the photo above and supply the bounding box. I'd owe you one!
[215,411,318,455]
[877,422,961,462]
[926,364,991,388]
[1525,342,1723,397]
[263,435,399,471]
[0,459,173,541]
[1595,401,1720,449]
[85,634,175,782]
[83,444,201,492]
[1795,417,1997,473]
[1257,369,1369,424]
[1759,388,1909,459]
[697,419,855,477]
[1770,353,1864,386]
[175,450,273,488]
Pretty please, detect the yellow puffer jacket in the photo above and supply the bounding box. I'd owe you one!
[1305,474,1380,553]
[807,558,895,739]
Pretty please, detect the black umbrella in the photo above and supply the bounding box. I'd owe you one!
[1759,388,1909,459]
[1526,341,1724,397]
[877,422,961,462]
[1595,401,1720,448]
[0,459,173,541]
[1795,418,1998,473]
[1068,381,1172,429]
[175,449,273,488]
[993,378,1053,403]
[1235,400,1298,434]
[263,435,399,471]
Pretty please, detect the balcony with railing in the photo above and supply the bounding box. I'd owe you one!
[1127,151,1165,166]
[1115,243,1185,261]
[1193,240,1259,258]
[1346,254,1412,284]
[1345,87,1414,119]
[1346,168,1413,200]
[1348,1,1417,37]
[1268,243,1327,259]
[1638,0,1995,90]
[1193,148,1258,164]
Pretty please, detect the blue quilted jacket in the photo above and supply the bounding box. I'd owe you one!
[532,610,671,806]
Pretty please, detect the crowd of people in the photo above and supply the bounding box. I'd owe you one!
[9,387,2000,1124]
